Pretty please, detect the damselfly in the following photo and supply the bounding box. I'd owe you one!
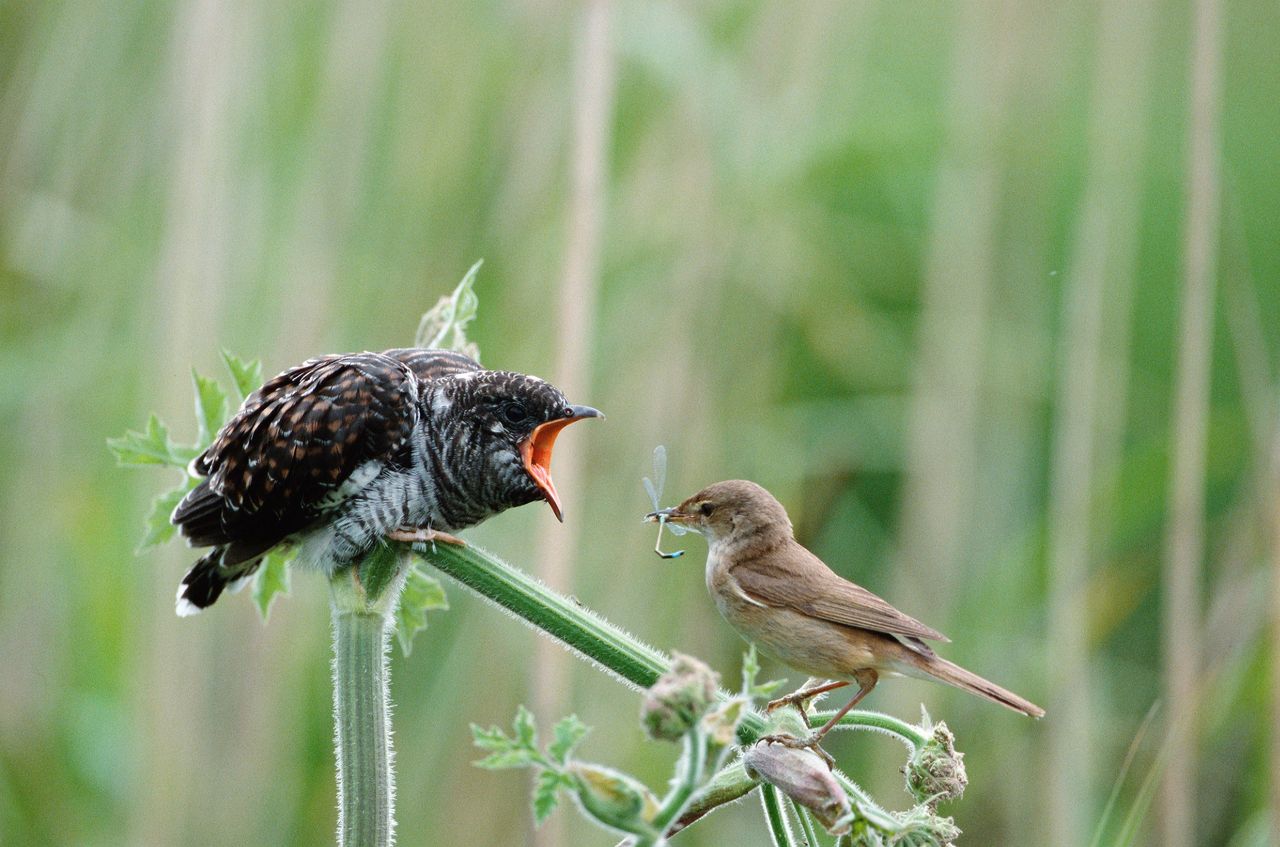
[642,445,685,559]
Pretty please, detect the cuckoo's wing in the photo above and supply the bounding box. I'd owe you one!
[172,352,419,562]
[382,348,482,382]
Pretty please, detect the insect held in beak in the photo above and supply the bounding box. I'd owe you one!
[642,445,685,559]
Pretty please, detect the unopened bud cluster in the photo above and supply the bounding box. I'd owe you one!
[903,722,968,809]
[640,653,719,742]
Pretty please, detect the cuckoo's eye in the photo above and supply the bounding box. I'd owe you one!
[502,402,529,425]
[699,502,715,517]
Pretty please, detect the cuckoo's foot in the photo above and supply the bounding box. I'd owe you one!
[387,527,466,547]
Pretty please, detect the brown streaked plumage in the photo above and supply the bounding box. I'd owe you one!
[649,480,1043,754]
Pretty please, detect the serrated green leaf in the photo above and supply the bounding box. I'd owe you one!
[471,723,516,752]
[414,260,483,359]
[107,414,197,468]
[252,550,292,621]
[753,678,784,697]
[741,645,758,693]
[394,564,450,656]
[475,749,540,770]
[533,769,566,824]
[139,484,190,550]
[549,715,589,765]
[513,704,538,748]
[220,349,263,402]
[191,370,229,448]
[741,644,784,698]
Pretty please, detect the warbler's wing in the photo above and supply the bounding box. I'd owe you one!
[731,542,950,644]
[172,352,420,563]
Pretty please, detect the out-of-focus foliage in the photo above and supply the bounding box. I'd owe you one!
[0,1,1276,846]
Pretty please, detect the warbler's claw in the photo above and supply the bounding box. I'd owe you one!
[757,733,835,770]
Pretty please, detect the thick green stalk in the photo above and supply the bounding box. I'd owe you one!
[649,726,709,836]
[761,785,797,847]
[811,708,928,750]
[791,799,823,847]
[331,563,402,847]
[420,542,668,690]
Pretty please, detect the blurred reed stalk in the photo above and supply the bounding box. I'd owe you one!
[896,0,1011,631]
[1045,0,1155,840]
[133,0,239,841]
[1221,196,1280,846]
[531,2,614,844]
[1271,423,1280,847]
[891,0,1011,806]
[1161,0,1222,841]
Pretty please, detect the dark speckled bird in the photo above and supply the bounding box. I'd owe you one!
[170,348,601,615]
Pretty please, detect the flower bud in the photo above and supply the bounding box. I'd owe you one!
[903,722,967,808]
[640,653,719,742]
[701,696,748,747]
[890,804,962,846]
[743,741,853,835]
[569,762,659,831]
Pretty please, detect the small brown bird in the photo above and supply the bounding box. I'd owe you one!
[648,480,1043,754]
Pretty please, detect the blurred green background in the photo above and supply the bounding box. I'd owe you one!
[1,0,1276,845]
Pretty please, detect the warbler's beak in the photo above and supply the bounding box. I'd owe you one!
[645,507,692,524]
[520,405,603,522]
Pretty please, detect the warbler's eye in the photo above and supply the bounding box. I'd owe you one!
[503,403,529,425]
[699,502,714,517]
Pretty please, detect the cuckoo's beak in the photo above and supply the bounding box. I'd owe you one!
[520,405,602,521]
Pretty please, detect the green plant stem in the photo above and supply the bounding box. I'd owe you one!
[666,761,759,835]
[330,569,398,847]
[791,799,823,846]
[420,542,668,690]
[761,784,797,847]
[650,726,708,835]
[830,772,898,832]
[810,708,928,750]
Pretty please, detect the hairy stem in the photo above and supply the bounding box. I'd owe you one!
[791,799,822,847]
[667,761,759,835]
[331,566,399,847]
[761,784,797,847]
[419,541,668,690]
[811,708,928,750]
[650,726,708,835]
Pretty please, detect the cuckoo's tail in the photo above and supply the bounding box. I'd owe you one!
[176,549,262,616]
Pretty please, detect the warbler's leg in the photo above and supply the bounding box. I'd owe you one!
[809,670,878,744]
[766,679,850,728]
[758,671,878,770]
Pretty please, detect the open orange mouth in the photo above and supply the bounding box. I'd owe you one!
[519,405,602,521]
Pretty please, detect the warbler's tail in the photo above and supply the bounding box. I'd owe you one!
[911,655,1045,718]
